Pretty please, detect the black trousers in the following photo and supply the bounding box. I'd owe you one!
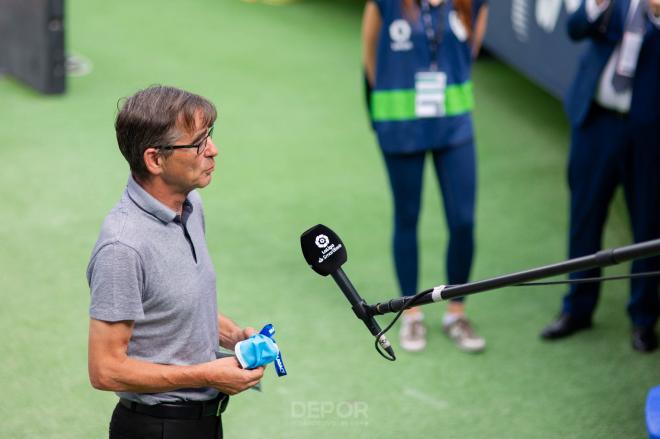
[109,403,223,439]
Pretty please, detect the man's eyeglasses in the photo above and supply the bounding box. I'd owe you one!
[153,126,214,155]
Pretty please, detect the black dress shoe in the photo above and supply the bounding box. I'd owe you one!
[631,327,658,353]
[540,313,592,340]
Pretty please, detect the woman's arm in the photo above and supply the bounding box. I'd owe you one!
[471,3,489,58]
[362,1,382,87]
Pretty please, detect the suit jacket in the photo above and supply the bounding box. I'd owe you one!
[564,0,660,127]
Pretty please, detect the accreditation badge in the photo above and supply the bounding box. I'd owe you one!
[415,71,446,118]
[616,31,643,78]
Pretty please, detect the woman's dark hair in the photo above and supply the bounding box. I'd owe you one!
[115,85,217,180]
[402,0,473,38]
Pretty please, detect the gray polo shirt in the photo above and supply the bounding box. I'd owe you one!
[87,176,219,404]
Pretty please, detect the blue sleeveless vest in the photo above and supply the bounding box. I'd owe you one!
[372,0,475,154]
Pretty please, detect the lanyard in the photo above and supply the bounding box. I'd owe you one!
[259,324,287,377]
[420,0,446,71]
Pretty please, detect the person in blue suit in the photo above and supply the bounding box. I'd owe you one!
[541,0,660,352]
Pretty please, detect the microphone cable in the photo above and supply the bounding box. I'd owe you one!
[373,270,660,360]
[374,287,435,361]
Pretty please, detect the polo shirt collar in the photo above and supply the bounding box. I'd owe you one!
[126,175,180,224]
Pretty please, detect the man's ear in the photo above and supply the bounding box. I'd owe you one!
[143,148,164,176]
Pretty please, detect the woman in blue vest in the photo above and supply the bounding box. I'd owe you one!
[362,0,488,352]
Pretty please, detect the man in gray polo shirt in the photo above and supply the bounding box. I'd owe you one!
[87,85,264,439]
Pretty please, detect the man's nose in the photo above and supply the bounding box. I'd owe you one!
[205,137,218,157]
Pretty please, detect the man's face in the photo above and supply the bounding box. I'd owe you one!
[160,111,218,193]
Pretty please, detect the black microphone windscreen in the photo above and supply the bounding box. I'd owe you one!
[300,224,348,276]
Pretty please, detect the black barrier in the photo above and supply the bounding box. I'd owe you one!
[484,0,585,99]
[0,0,66,94]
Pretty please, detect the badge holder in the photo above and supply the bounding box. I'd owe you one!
[415,70,446,118]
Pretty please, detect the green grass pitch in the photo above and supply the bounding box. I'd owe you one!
[0,0,657,437]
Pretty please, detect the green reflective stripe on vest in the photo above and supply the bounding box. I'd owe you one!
[445,81,474,117]
[371,81,474,121]
[372,90,415,121]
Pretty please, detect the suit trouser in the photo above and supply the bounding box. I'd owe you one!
[109,402,223,439]
[562,104,660,329]
[382,142,476,299]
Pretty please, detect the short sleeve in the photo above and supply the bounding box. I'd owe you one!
[88,243,145,322]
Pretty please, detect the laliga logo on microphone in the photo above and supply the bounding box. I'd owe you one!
[318,239,343,264]
[315,235,330,249]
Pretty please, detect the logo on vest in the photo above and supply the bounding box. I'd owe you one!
[389,19,413,51]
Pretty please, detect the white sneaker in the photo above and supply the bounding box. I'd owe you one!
[399,313,427,352]
[442,316,486,353]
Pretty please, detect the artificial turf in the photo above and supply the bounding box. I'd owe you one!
[0,0,657,438]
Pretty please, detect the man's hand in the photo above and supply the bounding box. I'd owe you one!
[225,326,257,348]
[218,314,257,350]
[650,0,660,17]
[203,357,265,395]
[242,326,257,338]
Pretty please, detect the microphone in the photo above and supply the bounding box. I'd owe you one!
[301,224,395,360]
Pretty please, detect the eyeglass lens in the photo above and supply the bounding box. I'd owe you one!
[197,126,214,154]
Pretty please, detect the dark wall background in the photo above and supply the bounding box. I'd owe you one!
[483,0,586,100]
